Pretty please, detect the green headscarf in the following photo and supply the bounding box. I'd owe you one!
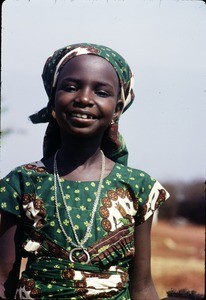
[30,43,135,164]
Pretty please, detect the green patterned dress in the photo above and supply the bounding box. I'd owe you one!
[0,161,169,299]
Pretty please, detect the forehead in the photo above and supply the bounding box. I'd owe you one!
[57,55,119,86]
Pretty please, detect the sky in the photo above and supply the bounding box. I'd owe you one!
[1,0,206,183]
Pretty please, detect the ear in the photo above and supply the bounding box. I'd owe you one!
[113,99,124,121]
[51,106,56,119]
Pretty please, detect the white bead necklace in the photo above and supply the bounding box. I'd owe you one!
[53,150,105,263]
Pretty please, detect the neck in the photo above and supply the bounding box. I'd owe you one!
[53,135,104,180]
[59,136,102,166]
[58,141,100,166]
[42,134,115,181]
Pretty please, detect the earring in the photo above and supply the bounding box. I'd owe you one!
[111,120,115,125]
[51,110,56,119]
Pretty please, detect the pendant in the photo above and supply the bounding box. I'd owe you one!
[69,247,90,264]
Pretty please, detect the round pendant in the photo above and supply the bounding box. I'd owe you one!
[69,247,90,264]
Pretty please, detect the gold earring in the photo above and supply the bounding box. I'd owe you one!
[52,110,56,119]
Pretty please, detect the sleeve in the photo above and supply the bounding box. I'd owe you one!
[135,173,170,225]
[0,168,23,218]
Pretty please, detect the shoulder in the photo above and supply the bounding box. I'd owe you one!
[110,163,160,201]
[113,163,156,185]
[20,161,47,174]
[0,161,48,186]
[112,163,170,211]
[5,161,46,176]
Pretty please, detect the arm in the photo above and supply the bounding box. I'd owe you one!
[0,211,22,299]
[129,215,159,300]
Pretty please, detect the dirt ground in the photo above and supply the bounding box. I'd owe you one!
[151,220,205,299]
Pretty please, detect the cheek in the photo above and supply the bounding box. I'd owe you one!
[108,101,119,119]
[100,97,117,111]
[54,92,69,110]
[100,103,116,120]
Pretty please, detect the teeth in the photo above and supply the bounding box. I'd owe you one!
[81,114,88,119]
[72,113,94,119]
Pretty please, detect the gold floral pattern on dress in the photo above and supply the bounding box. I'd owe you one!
[62,266,128,299]
[101,218,112,232]
[22,194,47,254]
[99,206,109,218]
[16,277,41,300]
[102,197,112,208]
[155,189,167,209]
[137,184,168,224]
[62,268,75,280]
[24,163,46,173]
[107,190,118,200]
[22,194,46,225]
[100,187,137,232]
[116,187,125,198]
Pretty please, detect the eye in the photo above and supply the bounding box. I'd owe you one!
[64,85,78,93]
[96,90,110,98]
[61,83,78,93]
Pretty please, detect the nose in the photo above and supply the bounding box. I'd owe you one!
[74,88,93,107]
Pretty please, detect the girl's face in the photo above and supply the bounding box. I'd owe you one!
[54,55,123,139]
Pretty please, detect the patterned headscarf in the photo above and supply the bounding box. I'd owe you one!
[30,43,135,164]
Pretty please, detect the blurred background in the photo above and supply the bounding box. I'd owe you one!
[1,0,205,298]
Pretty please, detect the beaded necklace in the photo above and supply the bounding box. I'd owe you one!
[53,150,105,263]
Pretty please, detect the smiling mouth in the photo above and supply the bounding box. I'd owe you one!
[71,113,96,120]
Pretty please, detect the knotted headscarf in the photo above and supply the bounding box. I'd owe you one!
[30,43,135,164]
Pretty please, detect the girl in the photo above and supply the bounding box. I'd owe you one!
[0,43,169,299]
